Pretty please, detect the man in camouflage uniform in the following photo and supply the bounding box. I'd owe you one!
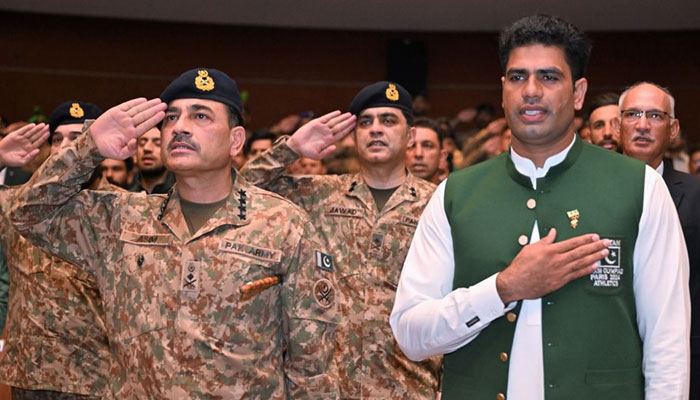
[10,68,339,399]
[242,81,440,399]
[0,122,51,337]
[0,103,113,400]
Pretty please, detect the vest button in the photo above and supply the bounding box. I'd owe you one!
[497,393,506,400]
[499,352,508,362]
[546,300,555,306]
[506,312,517,323]
[526,198,536,209]
[518,235,528,245]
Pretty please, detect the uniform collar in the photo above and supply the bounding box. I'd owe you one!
[159,173,252,242]
[343,170,420,213]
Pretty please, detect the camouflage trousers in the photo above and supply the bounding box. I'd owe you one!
[11,388,101,400]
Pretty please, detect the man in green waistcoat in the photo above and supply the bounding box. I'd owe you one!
[391,14,690,400]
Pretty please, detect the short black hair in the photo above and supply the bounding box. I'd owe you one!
[499,14,592,82]
[413,118,444,146]
[226,104,241,129]
[584,92,620,123]
[244,130,276,156]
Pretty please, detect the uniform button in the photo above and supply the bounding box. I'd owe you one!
[499,352,508,362]
[526,198,536,209]
[497,393,506,400]
[518,235,528,245]
[506,312,517,323]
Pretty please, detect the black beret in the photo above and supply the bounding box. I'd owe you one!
[48,101,102,135]
[160,68,242,115]
[349,81,413,117]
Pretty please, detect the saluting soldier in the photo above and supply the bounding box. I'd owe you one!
[9,68,339,399]
[0,103,113,400]
[242,82,440,399]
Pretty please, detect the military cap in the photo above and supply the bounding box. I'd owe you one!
[48,101,102,135]
[160,68,242,115]
[349,81,413,117]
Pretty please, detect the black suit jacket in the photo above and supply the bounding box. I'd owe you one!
[662,158,700,353]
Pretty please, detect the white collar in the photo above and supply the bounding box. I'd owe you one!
[510,135,576,189]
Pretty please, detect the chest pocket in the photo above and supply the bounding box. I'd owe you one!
[377,216,419,288]
[179,239,283,345]
[113,230,172,340]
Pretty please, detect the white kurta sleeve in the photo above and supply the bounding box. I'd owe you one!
[635,166,690,399]
[390,180,514,361]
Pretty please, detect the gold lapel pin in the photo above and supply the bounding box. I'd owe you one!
[566,209,580,229]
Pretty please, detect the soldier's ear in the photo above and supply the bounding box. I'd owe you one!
[229,126,246,159]
[407,127,416,148]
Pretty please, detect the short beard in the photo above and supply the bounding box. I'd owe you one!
[140,166,166,179]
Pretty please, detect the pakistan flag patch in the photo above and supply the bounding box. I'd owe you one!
[315,250,334,272]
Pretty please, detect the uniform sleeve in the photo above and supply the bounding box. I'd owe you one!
[9,131,120,273]
[240,137,322,213]
[0,242,8,336]
[635,166,691,399]
[282,218,340,399]
[390,180,514,361]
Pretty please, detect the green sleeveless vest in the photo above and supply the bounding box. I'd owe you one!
[442,138,646,400]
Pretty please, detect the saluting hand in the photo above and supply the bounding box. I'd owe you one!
[89,98,167,159]
[496,228,610,304]
[287,110,356,160]
[0,123,49,167]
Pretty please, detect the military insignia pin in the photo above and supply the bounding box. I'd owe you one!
[315,250,334,272]
[566,209,580,229]
[385,83,399,101]
[313,278,335,308]
[194,69,215,91]
[69,103,84,118]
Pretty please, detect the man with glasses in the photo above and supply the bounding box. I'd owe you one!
[618,81,700,399]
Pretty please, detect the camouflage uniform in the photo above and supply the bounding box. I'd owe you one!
[0,185,110,399]
[9,132,340,399]
[242,138,441,399]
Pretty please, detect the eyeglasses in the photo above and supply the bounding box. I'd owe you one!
[620,109,673,124]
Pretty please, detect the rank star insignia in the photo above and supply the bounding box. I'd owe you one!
[313,278,335,308]
[566,209,580,229]
[194,69,215,91]
[69,103,84,118]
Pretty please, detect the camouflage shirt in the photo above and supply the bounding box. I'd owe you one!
[242,138,441,399]
[9,132,340,399]
[0,185,111,396]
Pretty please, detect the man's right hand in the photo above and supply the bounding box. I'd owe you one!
[287,111,356,160]
[89,98,166,159]
[496,228,610,304]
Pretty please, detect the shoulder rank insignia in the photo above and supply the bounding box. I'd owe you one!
[315,250,334,272]
[566,209,580,229]
[195,69,215,91]
[385,83,399,101]
[69,103,84,118]
[313,278,334,308]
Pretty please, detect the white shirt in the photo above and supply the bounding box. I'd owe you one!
[390,140,690,399]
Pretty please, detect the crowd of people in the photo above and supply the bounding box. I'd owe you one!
[0,13,697,400]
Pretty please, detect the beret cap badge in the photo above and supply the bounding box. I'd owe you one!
[194,70,215,92]
[69,103,84,118]
[385,84,399,101]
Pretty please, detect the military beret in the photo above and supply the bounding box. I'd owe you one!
[48,101,102,135]
[349,81,413,117]
[160,68,242,115]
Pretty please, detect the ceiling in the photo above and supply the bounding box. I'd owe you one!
[2,0,699,32]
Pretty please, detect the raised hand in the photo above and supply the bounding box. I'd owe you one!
[287,111,356,160]
[496,228,610,304]
[0,123,49,167]
[89,98,166,159]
